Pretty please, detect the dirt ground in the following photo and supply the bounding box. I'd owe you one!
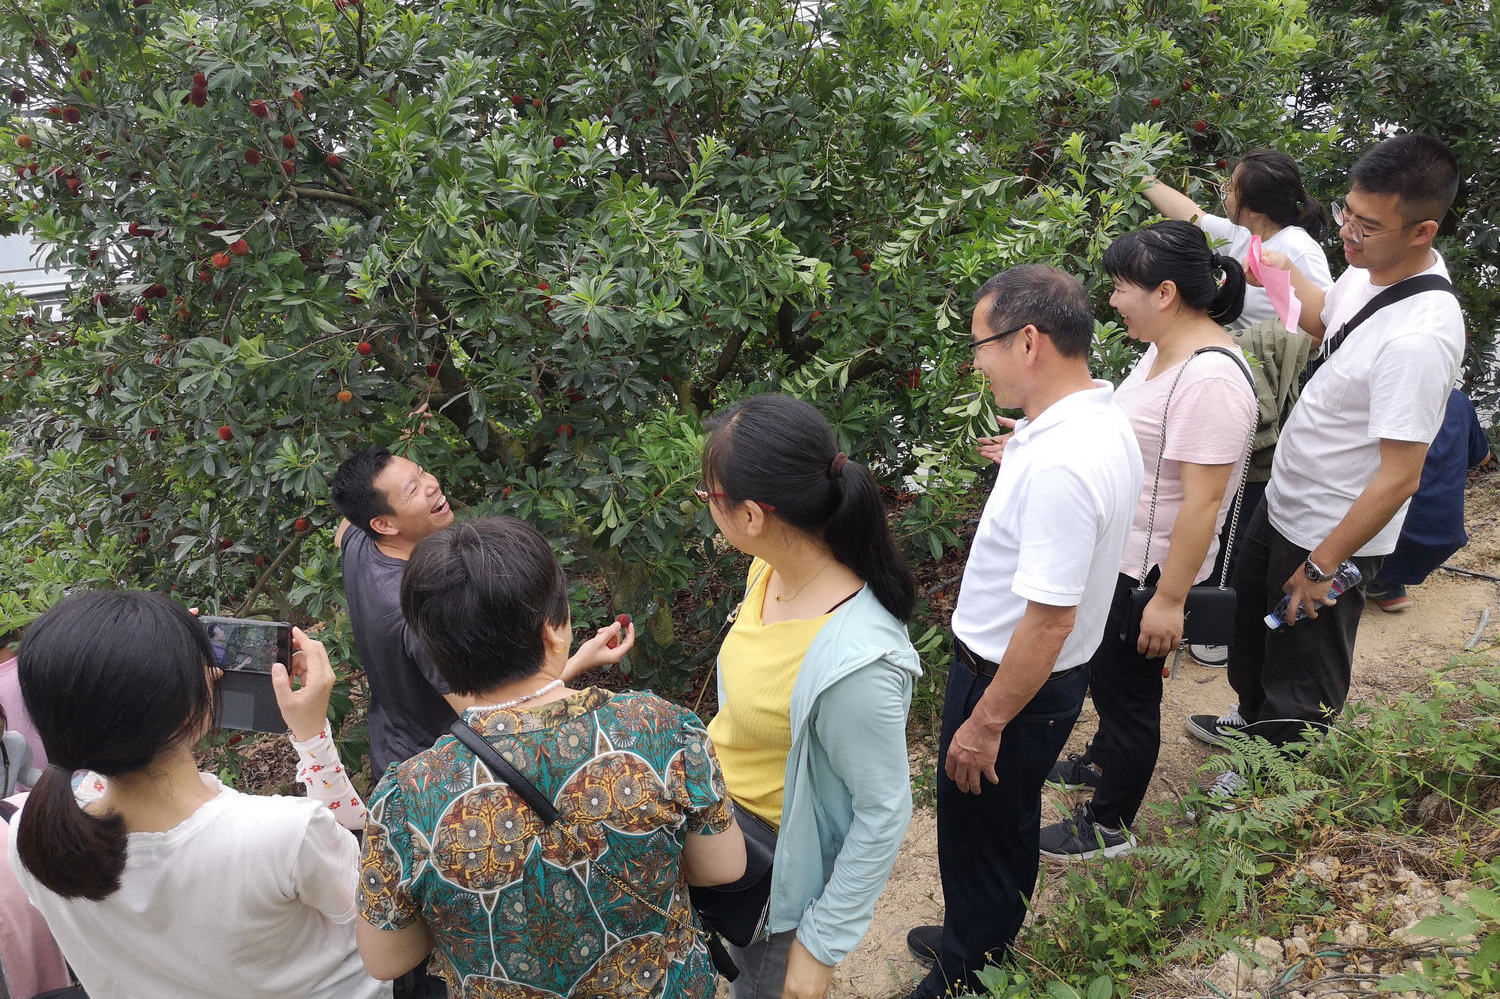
[832,472,1500,999]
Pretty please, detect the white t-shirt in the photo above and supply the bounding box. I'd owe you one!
[1201,214,1334,329]
[7,776,390,999]
[952,382,1143,670]
[1267,251,1464,555]
[1115,344,1258,583]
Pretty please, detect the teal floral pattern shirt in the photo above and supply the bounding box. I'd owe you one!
[358,688,733,999]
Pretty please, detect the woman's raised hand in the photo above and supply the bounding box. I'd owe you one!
[272,627,335,743]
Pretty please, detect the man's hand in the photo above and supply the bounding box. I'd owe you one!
[1136,591,1185,659]
[1243,247,1292,289]
[944,714,1002,795]
[563,618,636,681]
[1280,564,1336,625]
[976,417,1018,466]
[272,626,336,742]
[780,937,834,999]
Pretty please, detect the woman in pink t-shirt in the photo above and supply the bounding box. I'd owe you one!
[1039,220,1257,859]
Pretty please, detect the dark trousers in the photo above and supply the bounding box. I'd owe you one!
[1087,574,1167,829]
[1226,503,1383,745]
[916,642,1089,999]
[1208,479,1268,584]
[394,966,448,999]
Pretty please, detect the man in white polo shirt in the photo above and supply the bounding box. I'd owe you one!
[1187,133,1464,753]
[906,265,1142,999]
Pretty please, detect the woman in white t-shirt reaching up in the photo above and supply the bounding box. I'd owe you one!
[1145,149,1334,328]
[1037,220,1258,860]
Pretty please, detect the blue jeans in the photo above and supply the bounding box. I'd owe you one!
[914,642,1090,998]
[726,929,797,999]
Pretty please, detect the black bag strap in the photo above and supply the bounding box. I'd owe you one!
[448,719,559,824]
[1300,273,1456,388]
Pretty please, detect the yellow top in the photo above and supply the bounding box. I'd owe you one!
[706,558,835,828]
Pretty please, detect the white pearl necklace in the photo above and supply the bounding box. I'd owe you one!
[472,677,564,711]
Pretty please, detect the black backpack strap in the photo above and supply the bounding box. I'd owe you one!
[1301,274,1456,388]
[1191,345,1257,395]
[0,799,16,822]
[449,719,559,824]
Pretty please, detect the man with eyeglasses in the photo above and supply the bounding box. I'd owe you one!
[1186,133,1465,755]
[905,265,1141,999]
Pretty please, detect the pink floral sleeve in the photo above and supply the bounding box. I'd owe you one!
[290,719,367,830]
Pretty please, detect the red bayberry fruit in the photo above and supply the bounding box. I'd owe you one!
[1150,97,1162,108]
[217,424,233,441]
[192,72,207,87]
[537,280,550,291]
[617,613,631,628]
[127,222,156,237]
[229,238,248,256]
[1195,120,1208,133]
[62,106,80,124]
[92,291,111,307]
[198,268,212,282]
[1216,158,1228,168]
[132,304,149,321]
[1181,79,1194,91]
[325,153,341,168]
[281,132,297,150]
[426,362,440,376]
[244,147,262,165]
[16,133,33,149]
[189,86,207,107]
[552,135,566,149]
[861,262,871,273]
[218,537,233,550]
[356,341,372,356]
[511,94,524,106]
[250,99,268,117]
[281,158,295,176]
[558,423,573,437]
[294,516,310,532]
[9,87,24,104]
[212,251,231,268]
[336,388,353,403]
[532,98,543,109]
[291,89,304,102]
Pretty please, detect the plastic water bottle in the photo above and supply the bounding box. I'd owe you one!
[1265,561,1362,629]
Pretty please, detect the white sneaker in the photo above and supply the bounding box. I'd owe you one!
[1190,644,1229,667]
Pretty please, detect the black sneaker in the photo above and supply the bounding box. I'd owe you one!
[1046,747,1101,790]
[1038,803,1136,860]
[906,924,942,966]
[1185,703,1247,747]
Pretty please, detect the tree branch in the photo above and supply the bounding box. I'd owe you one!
[288,186,376,216]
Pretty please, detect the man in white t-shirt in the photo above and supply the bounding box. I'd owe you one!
[905,265,1142,999]
[1187,133,1465,752]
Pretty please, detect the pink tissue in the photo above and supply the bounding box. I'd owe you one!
[1246,235,1302,333]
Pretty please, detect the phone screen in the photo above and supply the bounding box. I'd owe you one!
[199,616,292,675]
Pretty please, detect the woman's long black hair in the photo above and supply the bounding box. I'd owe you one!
[1233,149,1327,240]
[1103,219,1247,326]
[702,394,915,622]
[15,590,216,901]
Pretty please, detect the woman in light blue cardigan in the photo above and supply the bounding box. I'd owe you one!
[698,394,921,999]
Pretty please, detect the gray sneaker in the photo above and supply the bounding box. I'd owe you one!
[1039,804,1136,860]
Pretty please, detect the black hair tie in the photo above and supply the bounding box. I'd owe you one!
[828,452,849,478]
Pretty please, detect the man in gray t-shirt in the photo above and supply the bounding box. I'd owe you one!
[331,448,461,776]
[330,447,637,777]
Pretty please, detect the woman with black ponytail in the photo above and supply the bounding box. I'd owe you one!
[1146,149,1334,329]
[697,394,920,999]
[7,590,387,999]
[1037,221,1257,860]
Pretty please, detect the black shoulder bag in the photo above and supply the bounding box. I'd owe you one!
[1122,346,1258,653]
[449,717,750,979]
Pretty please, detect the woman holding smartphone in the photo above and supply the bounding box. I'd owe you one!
[6,591,386,999]
[698,394,921,999]
[1037,221,1257,858]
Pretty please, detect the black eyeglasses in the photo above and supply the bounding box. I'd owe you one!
[970,323,1028,352]
[1332,200,1423,246]
[693,481,776,512]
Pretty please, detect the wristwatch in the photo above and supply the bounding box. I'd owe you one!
[1303,556,1335,583]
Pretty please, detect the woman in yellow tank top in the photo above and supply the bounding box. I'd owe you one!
[698,395,922,999]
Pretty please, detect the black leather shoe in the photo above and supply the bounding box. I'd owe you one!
[906,924,942,966]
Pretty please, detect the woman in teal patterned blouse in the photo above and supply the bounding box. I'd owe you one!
[355,517,746,998]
